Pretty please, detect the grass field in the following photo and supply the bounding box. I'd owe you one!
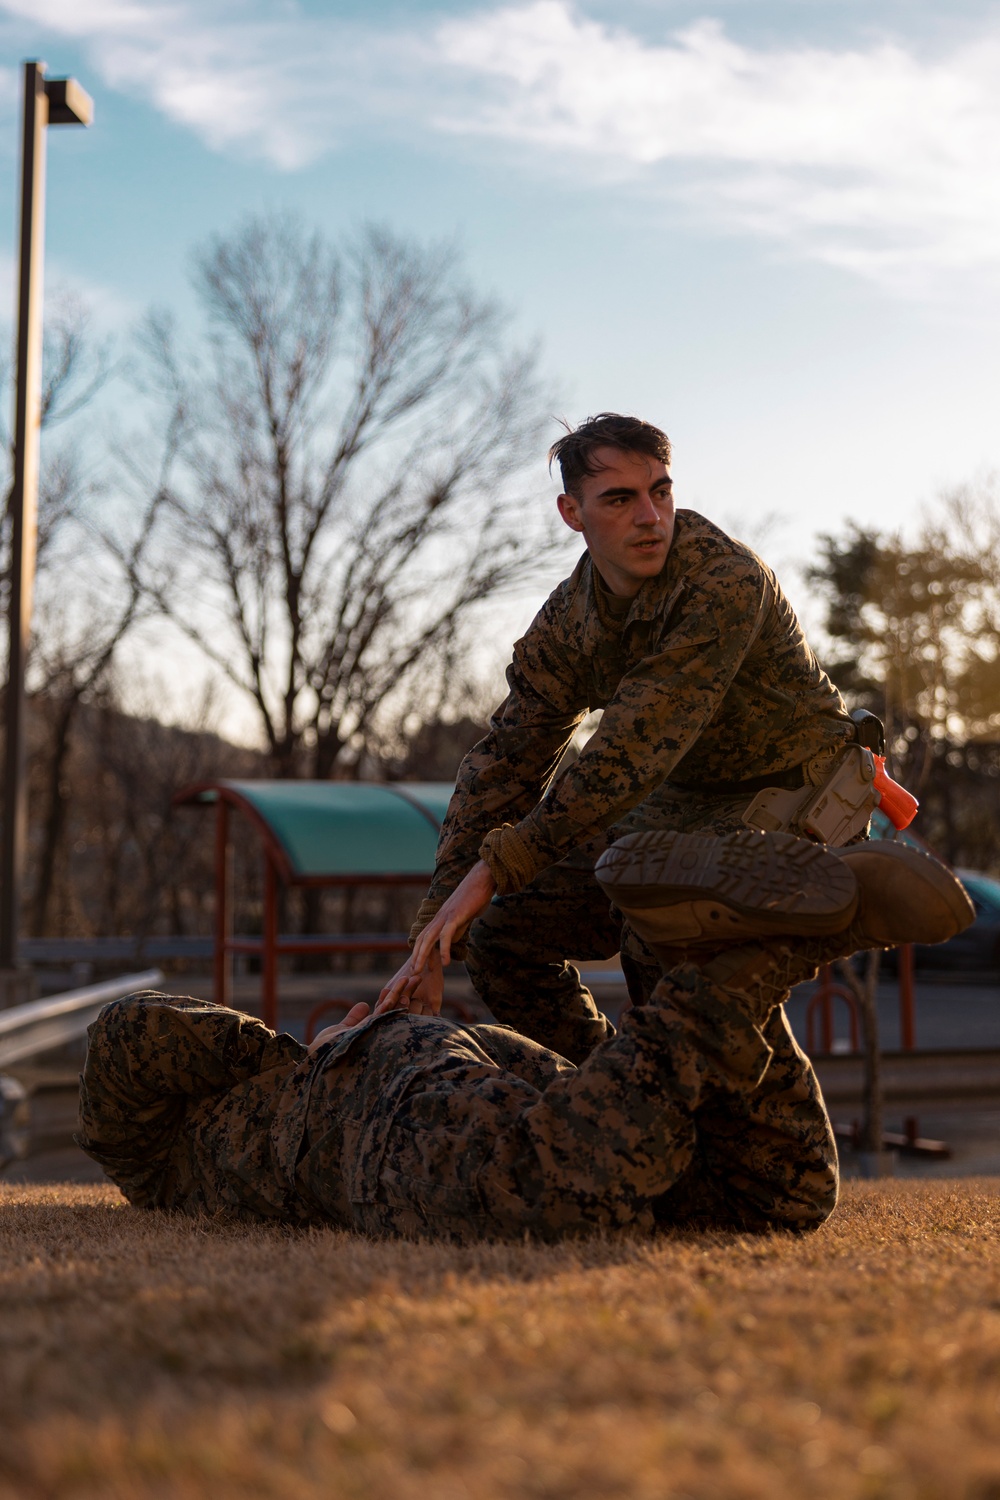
[3,1179,1000,1500]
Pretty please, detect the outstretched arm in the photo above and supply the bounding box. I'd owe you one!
[376,867,494,1014]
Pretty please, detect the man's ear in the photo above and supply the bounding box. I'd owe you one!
[557,491,585,533]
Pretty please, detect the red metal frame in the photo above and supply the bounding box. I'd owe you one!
[898,942,916,1050]
[806,946,919,1057]
[806,964,861,1054]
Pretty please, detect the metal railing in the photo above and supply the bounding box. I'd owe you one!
[19,932,414,964]
[22,936,212,963]
[0,969,163,1067]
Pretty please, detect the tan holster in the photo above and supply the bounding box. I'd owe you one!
[741,744,878,845]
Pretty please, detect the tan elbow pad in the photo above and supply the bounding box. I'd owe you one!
[408,897,443,947]
[478,824,538,897]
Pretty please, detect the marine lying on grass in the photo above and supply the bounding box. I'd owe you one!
[77,829,972,1243]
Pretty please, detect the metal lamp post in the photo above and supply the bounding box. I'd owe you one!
[0,62,92,1005]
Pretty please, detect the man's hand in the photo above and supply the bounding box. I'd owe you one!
[307,1002,371,1053]
[411,860,497,968]
[376,861,496,1016]
[375,947,444,1017]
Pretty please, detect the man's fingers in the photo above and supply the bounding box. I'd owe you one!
[414,913,459,970]
[377,960,422,1008]
[411,926,436,970]
[307,1001,371,1052]
[374,977,420,1015]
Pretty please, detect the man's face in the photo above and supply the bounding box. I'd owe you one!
[557,445,675,598]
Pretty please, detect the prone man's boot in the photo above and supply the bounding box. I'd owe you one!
[594,829,859,946]
[683,837,978,1027]
[596,829,975,960]
[741,840,977,974]
[692,942,817,1026]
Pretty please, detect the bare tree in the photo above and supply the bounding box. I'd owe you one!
[0,293,112,617]
[138,215,563,778]
[0,295,163,932]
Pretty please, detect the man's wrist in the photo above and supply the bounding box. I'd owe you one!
[408,896,443,946]
[408,895,469,962]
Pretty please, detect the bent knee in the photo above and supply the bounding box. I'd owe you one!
[764,1164,839,1232]
[85,992,214,1066]
[89,991,165,1043]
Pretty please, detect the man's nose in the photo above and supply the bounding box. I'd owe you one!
[633,493,660,525]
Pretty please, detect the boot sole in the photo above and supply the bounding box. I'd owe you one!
[595,829,858,936]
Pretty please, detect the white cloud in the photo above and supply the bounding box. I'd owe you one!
[0,0,426,169]
[5,0,1000,291]
[435,2,1000,293]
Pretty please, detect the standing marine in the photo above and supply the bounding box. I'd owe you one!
[380,412,929,1061]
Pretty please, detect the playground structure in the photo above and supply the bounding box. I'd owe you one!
[805,944,917,1055]
[172,780,456,1030]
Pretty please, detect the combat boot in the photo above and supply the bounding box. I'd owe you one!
[803,839,974,956]
[722,840,976,972]
[693,942,819,1025]
[594,828,859,946]
[664,842,976,1028]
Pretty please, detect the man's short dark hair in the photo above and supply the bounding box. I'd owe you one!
[549,413,672,497]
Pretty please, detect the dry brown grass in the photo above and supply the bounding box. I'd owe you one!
[3,1179,1000,1499]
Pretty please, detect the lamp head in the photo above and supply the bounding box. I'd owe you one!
[44,77,93,127]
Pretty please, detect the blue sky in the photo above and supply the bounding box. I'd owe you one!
[3,0,1000,682]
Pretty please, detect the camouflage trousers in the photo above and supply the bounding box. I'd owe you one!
[77,980,837,1242]
[465,783,761,1063]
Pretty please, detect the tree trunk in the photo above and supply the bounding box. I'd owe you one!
[312,723,342,781]
[30,694,79,935]
[857,949,883,1154]
[838,950,893,1177]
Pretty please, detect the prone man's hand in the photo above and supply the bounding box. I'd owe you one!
[375,947,444,1016]
[308,1002,371,1053]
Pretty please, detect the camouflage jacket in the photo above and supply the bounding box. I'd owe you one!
[426,510,851,905]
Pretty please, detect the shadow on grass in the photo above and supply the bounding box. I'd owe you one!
[0,1181,818,1424]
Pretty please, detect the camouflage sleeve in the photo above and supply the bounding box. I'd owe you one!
[420,623,590,914]
[501,564,768,886]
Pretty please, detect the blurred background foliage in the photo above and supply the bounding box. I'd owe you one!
[808,485,1000,868]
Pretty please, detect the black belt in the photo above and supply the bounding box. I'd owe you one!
[671,763,808,797]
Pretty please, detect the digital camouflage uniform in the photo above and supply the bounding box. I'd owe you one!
[416,511,856,1063]
[77,983,837,1240]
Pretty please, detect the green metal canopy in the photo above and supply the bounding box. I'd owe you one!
[173,780,455,883]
